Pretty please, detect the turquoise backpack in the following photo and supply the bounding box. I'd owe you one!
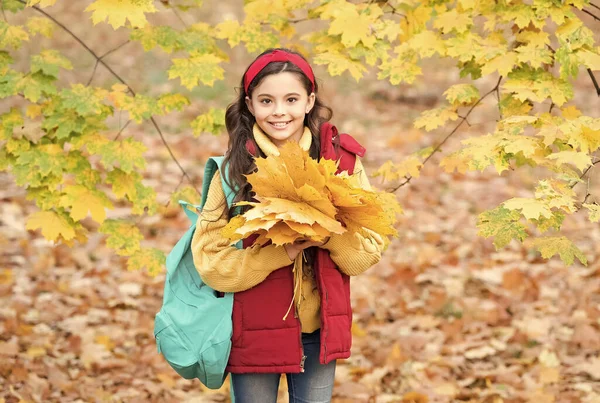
[154,156,240,390]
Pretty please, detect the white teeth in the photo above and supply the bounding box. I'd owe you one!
[272,122,289,128]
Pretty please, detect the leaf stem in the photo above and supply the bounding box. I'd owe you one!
[390,76,503,192]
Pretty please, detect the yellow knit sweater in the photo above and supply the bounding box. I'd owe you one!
[191,126,385,333]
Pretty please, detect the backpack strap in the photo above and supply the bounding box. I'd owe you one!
[320,122,366,174]
[179,156,239,224]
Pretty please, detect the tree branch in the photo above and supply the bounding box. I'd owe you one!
[88,40,131,86]
[582,8,600,22]
[171,6,188,28]
[592,2,600,12]
[390,76,503,192]
[587,68,600,96]
[18,0,200,196]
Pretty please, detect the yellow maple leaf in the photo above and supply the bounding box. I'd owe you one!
[26,0,58,7]
[59,185,114,223]
[440,151,470,174]
[560,106,581,120]
[409,30,445,58]
[414,107,459,132]
[313,51,368,82]
[503,197,552,220]
[328,6,377,48]
[85,0,157,29]
[547,151,592,171]
[223,142,401,245]
[26,210,76,242]
[433,9,471,34]
[481,52,518,76]
[569,126,600,153]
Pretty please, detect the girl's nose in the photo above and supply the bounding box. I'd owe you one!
[273,103,285,116]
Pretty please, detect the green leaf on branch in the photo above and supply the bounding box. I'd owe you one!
[531,211,566,233]
[533,236,587,266]
[158,94,190,114]
[191,108,225,136]
[25,187,63,210]
[127,247,165,276]
[106,169,141,200]
[168,52,225,89]
[444,84,480,106]
[60,84,109,117]
[131,183,158,215]
[16,144,68,178]
[99,219,144,256]
[17,72,58,102]
[0,21,29,49]
[65,152,101,187]
[26,17,55,37]
[583,204,600,223]
[98,138,147,173]
[30,50,73,78]
[477,206,528,249]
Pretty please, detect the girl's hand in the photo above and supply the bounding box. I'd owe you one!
[284,237,329,261]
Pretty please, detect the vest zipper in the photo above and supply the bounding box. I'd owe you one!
[324,290,329,357]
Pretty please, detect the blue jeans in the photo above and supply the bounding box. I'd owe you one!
[231,330,336,403]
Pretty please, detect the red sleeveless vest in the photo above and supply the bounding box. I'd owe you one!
[226,123,366,374]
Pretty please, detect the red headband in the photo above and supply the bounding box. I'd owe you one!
[244,50,315,94]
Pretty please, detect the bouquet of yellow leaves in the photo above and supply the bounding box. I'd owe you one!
[222,142,402,246]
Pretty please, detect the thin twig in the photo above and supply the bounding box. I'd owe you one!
[587,68,600,96]
[573,160,600,189]
[171,6,188,28]
[592,2,600,11]
[390,76,503,192]
[19,0,200,195]
[1,1,7,22]
[582,8,600,22]
[164,173,186,208]
[114,119,131,141]
[87,41,131,86]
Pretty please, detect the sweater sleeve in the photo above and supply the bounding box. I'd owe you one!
[191,171,294,292]
[320,157,385,276]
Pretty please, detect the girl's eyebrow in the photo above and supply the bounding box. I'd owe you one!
[257,92,301,98]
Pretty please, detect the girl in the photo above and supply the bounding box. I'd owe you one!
[191,48,385,403]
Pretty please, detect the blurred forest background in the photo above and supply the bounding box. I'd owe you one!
[1,1,600,402]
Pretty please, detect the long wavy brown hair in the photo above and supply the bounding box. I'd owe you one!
[222,48,333,217]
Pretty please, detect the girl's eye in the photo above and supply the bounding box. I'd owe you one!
[287,98,298,103]
[260,99,271,104]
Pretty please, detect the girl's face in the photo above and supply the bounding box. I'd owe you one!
[245,72,315,148]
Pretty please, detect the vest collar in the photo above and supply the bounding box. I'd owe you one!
[252,123,312,157]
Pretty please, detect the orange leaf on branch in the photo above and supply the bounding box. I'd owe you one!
[222,142,402,246]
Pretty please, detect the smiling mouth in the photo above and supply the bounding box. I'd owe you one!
[269,121,291,128]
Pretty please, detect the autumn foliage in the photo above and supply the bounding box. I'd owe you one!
[0,0,599,273]
[222,142,401,246]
